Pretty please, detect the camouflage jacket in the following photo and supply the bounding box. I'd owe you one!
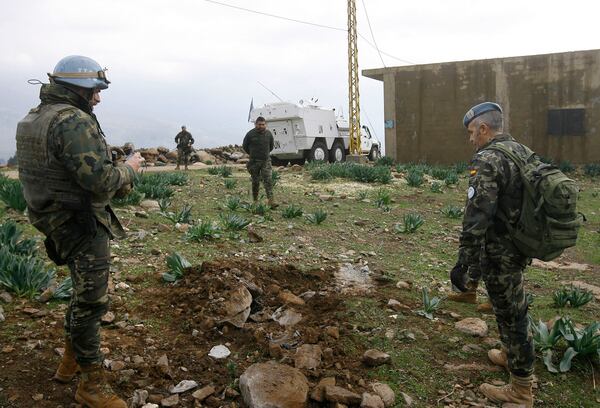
[458,134,529,268]
[175,131,194,149]
[19,84,135,236]
[242,129,274,161]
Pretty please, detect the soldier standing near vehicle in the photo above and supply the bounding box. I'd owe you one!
[242,116,276,207]
[451,102,535,407]
[16,55,143,408]
[175,125,194,170]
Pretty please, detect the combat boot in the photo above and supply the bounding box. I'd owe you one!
[75,364,127,408]
[447,290,477,304]
[480,374,533,407]
[488,348,509,370]
[53,337,80,383]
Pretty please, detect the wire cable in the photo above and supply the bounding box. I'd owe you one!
[203,0,416,65]
[360,0,386,67]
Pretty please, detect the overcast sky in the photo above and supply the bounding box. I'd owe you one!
[1,0,599,160]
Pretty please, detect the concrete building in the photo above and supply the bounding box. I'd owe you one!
[363,49,600,165]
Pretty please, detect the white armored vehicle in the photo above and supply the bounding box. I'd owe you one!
[249,101,381,165]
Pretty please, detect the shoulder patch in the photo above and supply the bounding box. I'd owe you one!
[467,186,476,200]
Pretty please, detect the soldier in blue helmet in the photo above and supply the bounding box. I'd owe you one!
[16,55,143,408]
[450,102,535,406]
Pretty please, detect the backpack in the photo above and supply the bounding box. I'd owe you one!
[486,142,583,261]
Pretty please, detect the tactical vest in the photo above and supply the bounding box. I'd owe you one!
[16,103,91,213]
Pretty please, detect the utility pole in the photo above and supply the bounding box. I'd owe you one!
[347,0,362,157]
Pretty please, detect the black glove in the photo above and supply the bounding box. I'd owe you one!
[450,262,469,292]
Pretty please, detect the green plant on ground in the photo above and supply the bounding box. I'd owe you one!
[430,167,450,180]
[0,179,27,212]
[163,252,191,282]
[223,196,241,211]
[406,170,423,187]
[282,204,303,219]
[430,182,443,194]
[444,172,459,185]
[219,213,251,231]
[208,167,220,175]
[530,317,568,372]
[164,204,193,225]
[305,209,327,225]
[453,161,469,174]
[311,167,333,181]
[554,286,594,308]
[186,220,221,242]
[375,156,395,167]
[249,202,270,216]
[224,179,237,190]
[271,170,280,187]
[417,287,441,320]
[441,204,464,219]
[357,190,369,200]
[553,288,570,308]
[558,160,576,173]
[395,213,425,233]
[558,320,600,372]
[0,247,55,298]
[52,277,73,300]
[583,163,600,177]
[136,183,174,200]
[374,188,391,208]
[112,189,145,206]
[218,165,233,178]
[0,220,37,256]
[158,197,172,213]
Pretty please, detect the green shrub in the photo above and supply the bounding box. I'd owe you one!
[186,220,221,241]
[0,247,55,298]
[223,196,242,211]
[158,197,172,212]
[111,189,145,206]
[163,252,191,282]
[375,156,395,167]
[311,167,333,181]
[136,183,174,199]
[271,170,280,187]
[305,209,327,225]
[417,287,441,320]
[53,277,73,300]
[208,167,220,175]
[430,182,443,194]
[444,172,459,185]
[554,286,594,308]
[218,166,233,178]
[584,163,600,177]
[357,190,369,200]
[164,204,193,224]
[395,213,424,233]
[219,213,251,231]
[138,172,188,186]
[441,204,464,219]
[558,160,575,173]
[558,320,600,372]
[374,189,391,208]
[224,179,237,190]
[249,202,270,216]
[0,179,27,211]
[0,220,37,256]
[430,167,450,180]
[452,161,469,174]
[406,171,423,187]
[282,204,303,219]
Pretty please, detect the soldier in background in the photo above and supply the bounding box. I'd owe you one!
[16,55,143,408]
[242,116,276,207]
[175,125,194,170]
[451,102,534,407]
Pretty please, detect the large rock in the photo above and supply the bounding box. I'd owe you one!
[362,349,390,367]
[310,377,336,402]
[272,306,303,327]
[239,362,309,408]
[324,386,362,405]
[455,318,488,337]
[294,344,322,370]
[139,148,159,163]
[218,285,253,328]
[361,393,384,408]
[196,150,217,163]
[371,383,395,407]
[166,150,178,161]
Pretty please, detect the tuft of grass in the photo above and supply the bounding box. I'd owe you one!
[0,179,27,212]
[112,189,144,206]
[558,320,600,372]
[281,204,303,219]
[374,189,392,208]
[136,183,174,200]
[444,172,459,186]
[305,209,328,225]
[310,162,391,184]
[583,163,600,177]
[158,197,172,213]
[248,202,270,216]
[417,287,441,320]
[223,196,242,211]
[430,182,443,194]
[311,166,333,181]
[224,179,237,190]
[219,213,251,231]
[0,220,37,256]
[271,170,280,187]
[452,161,469,174]
[186,220,221,241]
[394,213,425,233]
[558,160,576,173]
[163,252,191,282]
[441,204,464,219]
[164,204,193,225]
[406,171,423,187]
[554,286,594,308]
[375,156,395,167]
[357,190,369,201]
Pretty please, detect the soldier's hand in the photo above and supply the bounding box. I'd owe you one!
[126,152,144,173]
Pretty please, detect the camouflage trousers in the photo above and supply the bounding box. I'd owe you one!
[177,147,192,167]
[47,219,110,366]
[247,159,273,200]
[481,249,534,377]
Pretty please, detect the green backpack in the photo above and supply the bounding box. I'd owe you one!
[486,142,582,261]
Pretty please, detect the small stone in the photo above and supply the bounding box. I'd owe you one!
[133,355,145,364]
[278,290,305,306]
[208,345,231,359]
[272,306,303,327]
[455,318,488,337]
[396,281,411,289]
[401,392,414,406]
[310,377,336,402]
[361,393,385,408]
[131,389,149,407]
[0,291,13,303]
[324,386,362,404]
[160,394,179,407]
[294,344,322,370]
[115,282,130,291]
[101,311,115,324]
[135,211,149,218]
[239,362,309,408]
[142,404,159,408]
[268,343,283,359]
[151,248,161,256]
[371,383,395,407]
[387,299,409,311]
[32,394,44,401]
[192,385,215,401]
[362,349,391,366]
[169,380,198,394]
[110,360,126,371]
[23,307,40,315]
[325,326,340,339]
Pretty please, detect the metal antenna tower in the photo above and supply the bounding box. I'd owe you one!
[347,0,361,155]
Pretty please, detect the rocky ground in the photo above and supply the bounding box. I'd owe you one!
[0,164,599,407]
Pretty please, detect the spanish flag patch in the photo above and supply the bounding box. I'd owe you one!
[469,169,477,177]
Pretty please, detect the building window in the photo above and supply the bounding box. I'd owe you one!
[547,109,585,136]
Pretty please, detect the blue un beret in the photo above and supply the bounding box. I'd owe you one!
[463,102,503,128]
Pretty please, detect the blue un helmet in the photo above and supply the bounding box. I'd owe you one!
[48,55,110,90]
[463,102,502,128]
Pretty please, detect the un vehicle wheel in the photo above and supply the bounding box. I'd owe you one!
[369,146,380,161]
[329,142,346,163]
[308,140,328,162]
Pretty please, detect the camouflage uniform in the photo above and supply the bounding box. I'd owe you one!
[16,83,134,366]
[242,128,275,201]
[175,130,194,168]
[458,134,535,377]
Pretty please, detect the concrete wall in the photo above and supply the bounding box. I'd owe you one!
[364,49,600,165]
